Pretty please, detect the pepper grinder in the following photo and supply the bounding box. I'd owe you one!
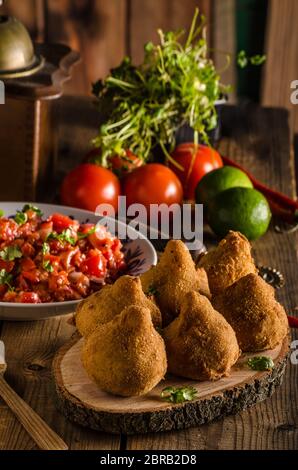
[0,0,80,201]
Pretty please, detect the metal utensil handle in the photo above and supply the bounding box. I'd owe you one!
[0,375,68,450]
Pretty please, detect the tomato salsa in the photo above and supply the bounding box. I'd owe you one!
[0,205,126,303]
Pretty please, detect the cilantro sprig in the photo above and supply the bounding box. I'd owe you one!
[47,226,96,246]
[77,227,96,240]
[0,269,14,291]
[15,211,28,225]
[41,243,53,272]
[22,204,43,217]
[247,356,274,371]
[47,229,76,245]
[0,246,22,261]
[14,204,43,225]
[42,259,54,273]
[147,284,159,296]
[161,386,197,404]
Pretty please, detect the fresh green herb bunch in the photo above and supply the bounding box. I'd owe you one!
[92,9,222,167]
[92,8,265,167]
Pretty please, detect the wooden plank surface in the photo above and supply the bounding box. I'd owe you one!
[261,0,298,138]
[0,102,297,449]
[0,316,121,450]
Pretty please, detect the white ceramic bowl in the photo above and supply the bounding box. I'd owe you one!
[0,202,157,321]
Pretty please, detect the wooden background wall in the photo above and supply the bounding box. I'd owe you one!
[2,0,212,96]
[261,0,298,137]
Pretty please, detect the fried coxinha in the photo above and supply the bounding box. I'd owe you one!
[76,232,288,397]
[140,239,211,326]
[198,231,257,294]
[82,305,167,397]
[76,275,162,337]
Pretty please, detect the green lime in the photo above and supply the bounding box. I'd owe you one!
[195,166,253,207]
[207,187,272,240]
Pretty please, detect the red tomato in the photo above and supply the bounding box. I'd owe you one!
[21,258,36,272]
[122,163,183,212]
[85,148,143,176]
[60,163,120,213]
[39,221,53,241]
[50,213,76,232]
[0,259,14,272]
[18,292,41,304]
[109,150,143,176]
[81,254,107,278]
[169,143,223,200]
[22,270,39,283]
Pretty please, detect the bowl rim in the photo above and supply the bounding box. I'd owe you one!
[0,201,157,309]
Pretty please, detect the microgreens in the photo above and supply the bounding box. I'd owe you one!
[92,8,265,166]
[161,386,198,404]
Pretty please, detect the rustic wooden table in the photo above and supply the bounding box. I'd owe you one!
[0,101,297,450]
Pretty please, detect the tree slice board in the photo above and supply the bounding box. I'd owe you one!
[53,336,289,435]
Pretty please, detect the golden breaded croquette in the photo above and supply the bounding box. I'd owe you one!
[212,273,288,351]
[196,267,211,298]
[198,231,257,294]
[81,305,167,397]
[140,240,211,326]
[163,291,240,380]
[76,275,161,337]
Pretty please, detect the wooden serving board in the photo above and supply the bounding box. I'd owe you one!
[53,336,289,435]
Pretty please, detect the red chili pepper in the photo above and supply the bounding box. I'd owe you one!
[288,315,298,328]
[266,200,297,224]
[222,155,298,224]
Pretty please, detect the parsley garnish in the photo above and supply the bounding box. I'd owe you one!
[42,242,50,255]
[47,229,75,245]
[0,269,14,290]
[15,211,28,225]
[0,209,4,217]
[161,386,197,404]
[77,227,96,240]
[247,356,274,371]
[22,204,43,217]
[147,284,159,296]
[42,259,54,273]
[41,242,53,272]
[0,245,22,261]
